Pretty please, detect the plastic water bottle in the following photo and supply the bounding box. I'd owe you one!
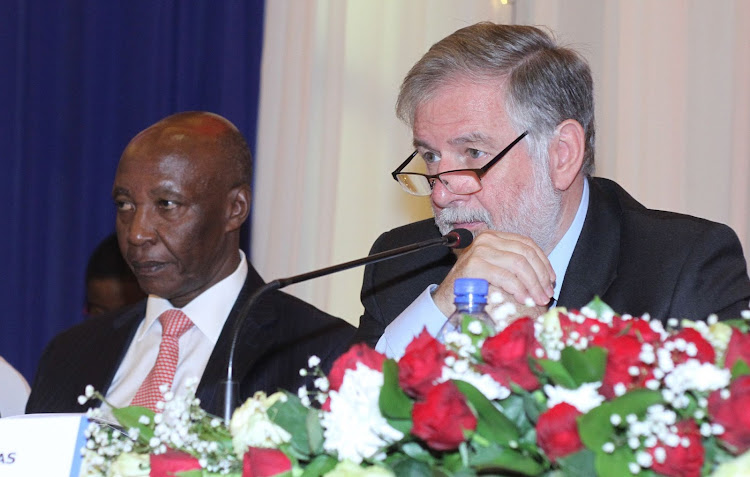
[437,278,495,342]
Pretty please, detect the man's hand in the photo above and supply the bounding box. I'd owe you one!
[432,231,555,317]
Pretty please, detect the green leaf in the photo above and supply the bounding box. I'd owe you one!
[379,359,413,420]
[560,346,607,385]
[731,358,750,379]
[379,359,414,434]
[578,390,662,450]
[536,358,577,388]
[269,392,318,457]
[111,406,155,444]
[556,448,597,477]
[391,457,434,477]
[584,296,616,317]
[722,319,750,333]
[299,454,338,477]
[305,406,324,454]
[520,390,545,428]
[593,445,638,477]
[454,380,519,445]
[400,441,436,464]
[469,443,545,476]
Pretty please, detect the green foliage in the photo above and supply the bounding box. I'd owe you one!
[111,406,156,444]
[578,389,663,450]
[560,347,607,385]
[556,449,597,477]
[731,358,750,379]
[299,454,338,477]
[722,319,750,333]
[585,297,615,317]
[270,393,324,458]
[379,359,414,434]
[468,444,545,476]
[455,380,519,445]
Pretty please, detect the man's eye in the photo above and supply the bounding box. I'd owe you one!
[421,152,440,164]
[115,200,134,211]
[467,148,484,160]
[158,200,178,209]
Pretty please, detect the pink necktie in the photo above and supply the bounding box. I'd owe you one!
[130,309,193,411]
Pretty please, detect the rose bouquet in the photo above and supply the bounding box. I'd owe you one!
[81,298,750,477]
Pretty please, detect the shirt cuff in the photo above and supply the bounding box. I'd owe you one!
[375,284,447,359]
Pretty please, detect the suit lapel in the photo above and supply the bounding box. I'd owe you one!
[197,265,280,412]
[557,178,621,309]
[86,303,146,399]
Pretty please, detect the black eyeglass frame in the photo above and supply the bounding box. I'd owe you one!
[391,130,529,194]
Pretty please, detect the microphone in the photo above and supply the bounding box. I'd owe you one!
[220,228,472,422]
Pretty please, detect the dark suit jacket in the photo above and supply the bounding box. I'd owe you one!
[356,177,750,346]
[26,264,356,415]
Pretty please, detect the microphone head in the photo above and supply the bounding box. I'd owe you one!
[445,228,473,249]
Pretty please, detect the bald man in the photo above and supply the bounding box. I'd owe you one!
[27,112,355,415]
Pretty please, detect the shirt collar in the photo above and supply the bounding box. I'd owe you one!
[138,250,249,344]
[547,177,589,302]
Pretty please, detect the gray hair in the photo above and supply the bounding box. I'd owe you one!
[396,22,595,176]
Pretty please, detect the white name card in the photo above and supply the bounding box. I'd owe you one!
[0,413,87,477]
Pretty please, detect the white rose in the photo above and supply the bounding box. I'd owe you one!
[107,452,149,477]
[230,391,291,456]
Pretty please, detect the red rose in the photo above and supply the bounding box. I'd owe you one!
[725,328,750,371]
[411,381,477,450]
[611,316,661,345]
[558,311,611,347]
[242,447,292,477]
[480,317,543,391]
[399,329,451,399]
[600,335,654,399]
[648,420,704,477]
[327,343,386,391]
[536,403,583,461]
[150,450,201,476]
[708,374,750,454]
[667,328,715,365]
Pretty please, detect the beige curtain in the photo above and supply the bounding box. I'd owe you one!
[253,0,750,325]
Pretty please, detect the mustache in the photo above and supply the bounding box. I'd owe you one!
[434,207,494,235]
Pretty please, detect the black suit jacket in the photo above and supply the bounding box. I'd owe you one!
[26,264,355,415]
[356,177,750,346]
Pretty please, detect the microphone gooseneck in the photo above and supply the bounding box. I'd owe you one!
[221,228,473,423]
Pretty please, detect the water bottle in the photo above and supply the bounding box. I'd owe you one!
[437,278,495,342]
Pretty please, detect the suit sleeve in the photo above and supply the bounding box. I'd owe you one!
[352,233,390,348]
[669,222,750,320]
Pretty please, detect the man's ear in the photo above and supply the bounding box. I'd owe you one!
[548,119,585,191]
[225,184,251,233]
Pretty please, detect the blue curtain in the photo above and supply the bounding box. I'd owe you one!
[0,0,265,382]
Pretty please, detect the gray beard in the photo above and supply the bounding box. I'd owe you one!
[433,169,562,254]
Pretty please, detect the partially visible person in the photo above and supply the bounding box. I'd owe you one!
[355,22,750,358]
[0,356,30,417]
[85,233,146,317]
[27,111,355,415]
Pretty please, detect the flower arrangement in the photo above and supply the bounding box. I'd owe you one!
[80,298,750,477]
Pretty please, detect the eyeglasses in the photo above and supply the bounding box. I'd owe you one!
[391,131,528,196]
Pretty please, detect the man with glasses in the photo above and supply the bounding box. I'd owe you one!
[356,22,750,359]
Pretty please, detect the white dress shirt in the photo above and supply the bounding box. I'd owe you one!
[0,356,30,417]
[105,251,248,408]
[376,179,590,359]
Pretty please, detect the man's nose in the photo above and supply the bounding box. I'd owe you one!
[430,157,472,207]
[126,208,156,245]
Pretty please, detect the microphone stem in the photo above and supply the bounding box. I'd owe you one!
[222,233,454,423]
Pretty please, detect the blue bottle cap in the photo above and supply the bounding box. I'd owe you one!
[453,278,489,296]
